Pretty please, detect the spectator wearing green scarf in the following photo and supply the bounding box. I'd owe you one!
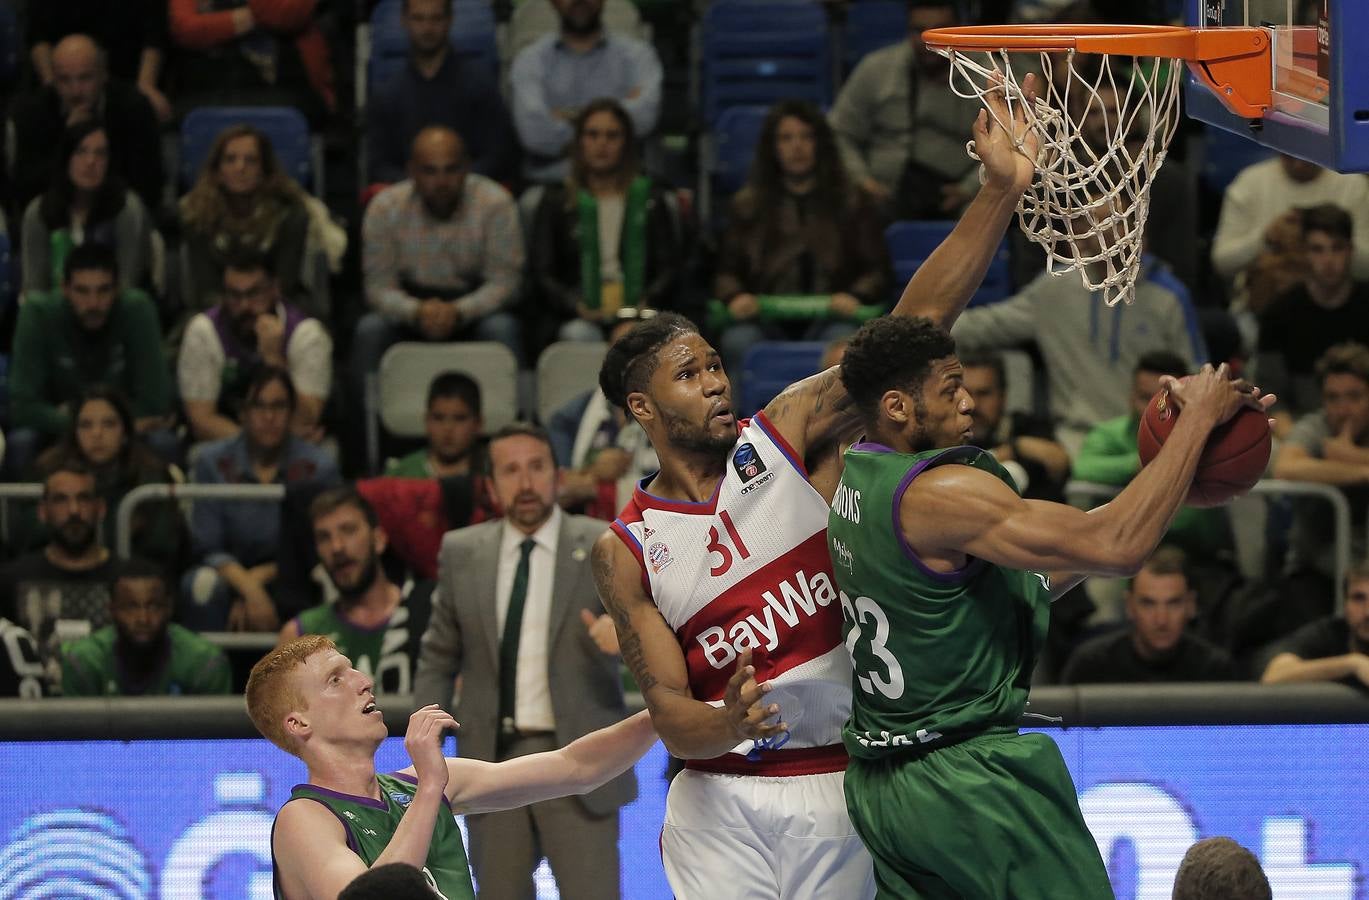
[528,98,683,355]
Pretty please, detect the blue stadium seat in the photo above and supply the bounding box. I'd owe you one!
[739,341,827,416]
[711,105,768,200]
[844,1,906,72]
[179,106,314,191]
[368,0,499,96]
[885,220,1012,307]
[700,1,831,125]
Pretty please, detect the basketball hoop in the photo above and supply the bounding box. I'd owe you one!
[923,24,1271,306]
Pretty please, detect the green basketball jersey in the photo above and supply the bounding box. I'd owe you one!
[293,582,431,696]
[827,444,1052,760]
[59,624,231,697]
[274,772,475,900]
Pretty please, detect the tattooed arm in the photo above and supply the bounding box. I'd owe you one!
[592,531,787,759]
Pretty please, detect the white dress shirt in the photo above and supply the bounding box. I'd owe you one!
[494,506,561,731]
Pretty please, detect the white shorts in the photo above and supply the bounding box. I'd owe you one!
[660,767,875,900]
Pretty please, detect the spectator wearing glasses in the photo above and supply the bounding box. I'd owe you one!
[178,250,332,446]
[183,367,339,633]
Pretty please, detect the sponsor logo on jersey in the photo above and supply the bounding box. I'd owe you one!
[342,810,356,820]
[1032,571,1051,592]
[695,568,838,668]
[390,791,411,808]
[739,470,777,495]
[643,526,655,539]
[647,541,673,574]
[832,538,854,573]
[732,443,767,482]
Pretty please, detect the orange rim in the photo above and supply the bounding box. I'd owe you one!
[922,24,1273,119]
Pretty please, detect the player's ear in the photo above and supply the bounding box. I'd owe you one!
[880,390,910,425]
[372,524,388,556]
[284,710,310,741]
[626,391,653,425]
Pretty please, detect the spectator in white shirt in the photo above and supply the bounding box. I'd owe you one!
[178,249,332,446]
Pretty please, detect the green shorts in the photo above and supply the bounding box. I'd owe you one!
[844,731,1114,900]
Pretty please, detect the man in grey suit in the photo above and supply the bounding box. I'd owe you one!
[414,421,632,900]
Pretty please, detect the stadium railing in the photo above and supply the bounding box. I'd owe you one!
[114,483,286,561]
[4,683,1369,741]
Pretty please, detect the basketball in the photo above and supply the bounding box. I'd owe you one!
[1136,377,1272,507]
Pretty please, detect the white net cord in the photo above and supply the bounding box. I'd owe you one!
[940,47,1183,306]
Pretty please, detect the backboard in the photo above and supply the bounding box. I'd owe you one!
[1187,0,1369,172]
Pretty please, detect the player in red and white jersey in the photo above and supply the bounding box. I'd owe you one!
[590,79,1041,900]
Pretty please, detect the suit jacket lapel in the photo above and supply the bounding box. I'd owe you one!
[546,519,584,655]
[477,526,503,664]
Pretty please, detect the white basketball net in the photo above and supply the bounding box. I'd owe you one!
[939,47,1183,306]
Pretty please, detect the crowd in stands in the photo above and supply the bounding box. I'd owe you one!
[0,0,1365,779]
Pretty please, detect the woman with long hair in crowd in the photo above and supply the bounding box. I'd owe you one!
[714,99,890,377]
[34,386,185,566]
[179,123,309,315]
[21,121,154,293]
[529,97,684,351]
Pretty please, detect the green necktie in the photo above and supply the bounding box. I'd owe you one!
[497,537,537,755]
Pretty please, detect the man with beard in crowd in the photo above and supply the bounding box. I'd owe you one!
[279,488,433,696]
[7,243,172,475]
[510,0,662,182]
[0,461,118,693]
[61,559,232,696]
[179,250,333,445]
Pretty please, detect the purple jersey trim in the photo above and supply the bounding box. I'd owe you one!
[291,782,388,811]
[855,443,987,583]
[389,771,455,811]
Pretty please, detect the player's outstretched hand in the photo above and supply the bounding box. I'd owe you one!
[1160,364,1276,428]
[722,648,787,743]
[976,70,1040,196]
[405,704,458,793]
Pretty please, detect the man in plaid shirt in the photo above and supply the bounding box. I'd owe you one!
[352,126,525,395]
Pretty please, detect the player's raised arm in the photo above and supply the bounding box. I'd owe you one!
[591,532,787,759]
[905,366,1266,577]
[441,710,657,814]
[273,705,455,899]
[891,73,1040,331]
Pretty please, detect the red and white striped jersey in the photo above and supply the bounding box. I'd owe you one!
[611,413,850,760]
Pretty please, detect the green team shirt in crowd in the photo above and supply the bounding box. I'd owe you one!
[273,773,474,900]
[827,443,1052,759]
[291,581,431,695]
[60,624,232,696]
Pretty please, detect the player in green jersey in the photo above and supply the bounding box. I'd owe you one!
[247,634,657,900]
[827,316,1272,899]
